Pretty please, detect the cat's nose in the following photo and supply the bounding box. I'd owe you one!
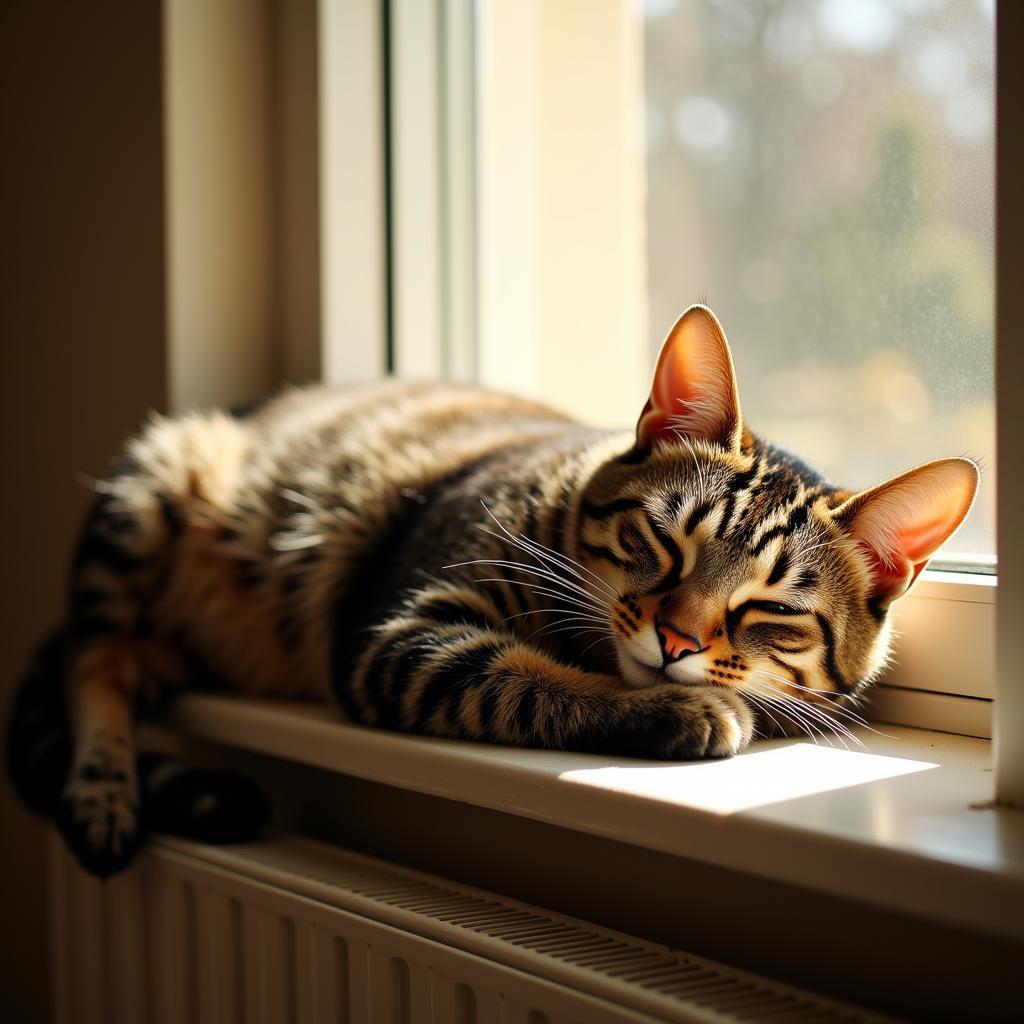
[656,621,708,663]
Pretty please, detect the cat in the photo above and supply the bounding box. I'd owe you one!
[7,305,978,877]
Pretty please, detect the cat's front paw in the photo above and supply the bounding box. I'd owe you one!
[56,754,143,878]
[661,685,754,759]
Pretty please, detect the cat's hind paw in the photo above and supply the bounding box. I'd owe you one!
[55,760,144,878]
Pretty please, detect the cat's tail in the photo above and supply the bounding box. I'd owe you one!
[6,628,271,863]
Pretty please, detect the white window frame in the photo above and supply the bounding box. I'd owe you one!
[318,0,389,384]
[386,0,478,382]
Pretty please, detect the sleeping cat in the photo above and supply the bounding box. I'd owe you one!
[7,305,977,876]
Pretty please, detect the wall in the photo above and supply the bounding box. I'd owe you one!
[0,4,311,1014]
[0,3,168,1019]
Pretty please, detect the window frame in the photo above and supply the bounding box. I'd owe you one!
[387,0,479,381]
[871,571,995,738]
[993,2,1024,807]
[318,0,389,384]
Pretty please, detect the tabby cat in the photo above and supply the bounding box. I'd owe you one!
[8,305,978,876]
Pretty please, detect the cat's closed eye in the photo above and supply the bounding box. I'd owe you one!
[744,601,803,617]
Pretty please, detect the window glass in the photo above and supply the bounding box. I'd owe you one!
[644,0,995,560]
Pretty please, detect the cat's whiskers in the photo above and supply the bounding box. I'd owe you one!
[741,670,843,745]
[769,693,856,751]
[749,674,865,751]
[481,519,626,665]
[529,620,616,645]
[476,532,617,614]
[470,578,609,618]
[755,668,893,738]
[475,544,610,606]
[503,605,607,625]
[503,527,620,601]
[754,667,851,707]
[772,692,845,748]
[478,503,621,601]
[772,673,871,710]
[800,699,892,738]
[741,688,823,746]
[578,632,617,658]
[463,574,610,636]
[534,621,616,640]
[513,531,618,597]
[751,670,860,727]
[446,559,612,612]
[755,690,839,748]
[738,689,791,742]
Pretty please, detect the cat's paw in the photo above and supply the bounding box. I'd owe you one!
[658,684,754,759]
[55,754,143,878]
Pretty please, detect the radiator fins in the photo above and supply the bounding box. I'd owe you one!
[51,832,899,1024]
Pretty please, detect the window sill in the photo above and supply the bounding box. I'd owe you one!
[162,694,1024,944]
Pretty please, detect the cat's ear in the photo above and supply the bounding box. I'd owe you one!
[830,458,979,607]
[635,305,744,453]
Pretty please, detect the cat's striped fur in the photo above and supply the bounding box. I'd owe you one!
[8,306,978,875]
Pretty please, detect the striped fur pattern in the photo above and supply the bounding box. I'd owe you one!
[19,306,978,875]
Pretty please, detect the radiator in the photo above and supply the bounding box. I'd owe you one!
[50,832,894,1024]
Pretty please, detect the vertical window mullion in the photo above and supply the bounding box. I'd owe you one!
[319,0,389,384]
[389,0,445,379]
[440,0,480,383]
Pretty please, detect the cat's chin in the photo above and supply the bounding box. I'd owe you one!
[618,649,707,689]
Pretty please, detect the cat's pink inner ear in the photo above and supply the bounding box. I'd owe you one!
[636,305,743,452]
[837,458,980,604]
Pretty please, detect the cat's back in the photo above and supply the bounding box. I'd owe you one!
[235,378,581,521]
[114,379,577,700]
[246,378,573,466]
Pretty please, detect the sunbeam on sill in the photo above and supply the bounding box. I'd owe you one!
[558,743,939,816]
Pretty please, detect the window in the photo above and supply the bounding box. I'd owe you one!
[644,0,995,564]
[458,0,996,735]
[472,0,995,562]
[312,0,1008,743]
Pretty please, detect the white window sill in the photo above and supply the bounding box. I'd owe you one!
[161,694,1024,944]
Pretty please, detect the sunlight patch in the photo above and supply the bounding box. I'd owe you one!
[559,743,938,815]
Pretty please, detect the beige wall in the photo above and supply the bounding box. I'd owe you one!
[0,3,168,1019]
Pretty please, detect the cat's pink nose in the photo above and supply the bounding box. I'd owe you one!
[656,621,706,662]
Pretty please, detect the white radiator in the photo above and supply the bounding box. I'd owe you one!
[50,832,896,1024]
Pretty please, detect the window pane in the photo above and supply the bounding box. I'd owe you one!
[644,0,995,559]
